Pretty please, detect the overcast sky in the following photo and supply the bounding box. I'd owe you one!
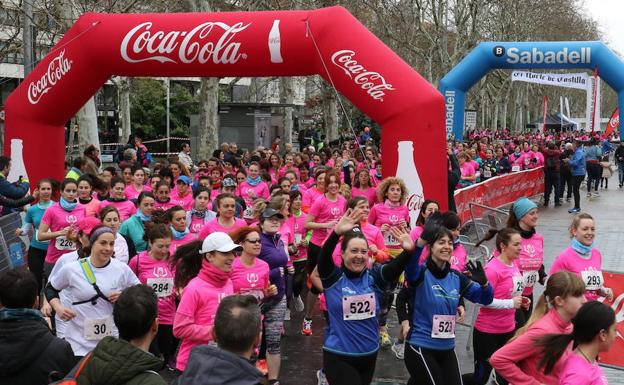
[583,0,624,55]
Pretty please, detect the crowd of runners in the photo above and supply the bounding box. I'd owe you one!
[0,128,620,385]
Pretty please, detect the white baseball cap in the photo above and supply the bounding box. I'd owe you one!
[200,232,242,254]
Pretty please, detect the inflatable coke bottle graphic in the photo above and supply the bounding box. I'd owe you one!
[396,141,423,227]
[268,20,283,63]
[7,139,29,184]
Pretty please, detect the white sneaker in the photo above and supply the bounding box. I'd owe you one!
[284,309,291,321]
[593,191,600,197]
[391,341,405,359]
[293,295,305,312]
[316,369,328,385]
[587,192,592,197]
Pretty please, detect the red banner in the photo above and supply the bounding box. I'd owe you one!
[597,272,624,369]
[604,107,619,139]
[454,168,545,223]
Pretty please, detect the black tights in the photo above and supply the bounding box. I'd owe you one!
[405,344,463,385]
[323,350,377,385]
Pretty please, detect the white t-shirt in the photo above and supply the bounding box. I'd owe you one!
[114,233,130,264]
[49,251,80,338]
[50,257,140,355]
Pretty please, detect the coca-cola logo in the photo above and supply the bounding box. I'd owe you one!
[28,50,72,105]
[120,21,250,65]
[406,193,423,212]
[331,49,395,101]
[610,114,619,128]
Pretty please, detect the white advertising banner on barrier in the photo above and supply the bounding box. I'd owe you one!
[511,70,589,90]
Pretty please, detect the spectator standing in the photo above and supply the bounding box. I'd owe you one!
[541,141,562,207]
[178,143,197,172]
[0,155,30,214]
[614,140,624,188]
[565,140,586,214]
[83,145,101,175]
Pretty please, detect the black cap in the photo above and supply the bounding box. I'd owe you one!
[261,208,285,219]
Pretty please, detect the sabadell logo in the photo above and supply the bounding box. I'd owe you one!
[493,46,591,65]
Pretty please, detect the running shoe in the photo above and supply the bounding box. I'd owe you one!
[586,192,592,197]
[379,327,392,348]
[593,191,600,197]
[256,359,268,376]
[391,340,405,359]
[317,369,329,385]
[568,208,581,214]
[284,308,291,321]
[302,318,313,335]
[293,295,305,312]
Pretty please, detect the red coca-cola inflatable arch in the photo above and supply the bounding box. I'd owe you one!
[4,6,446,214]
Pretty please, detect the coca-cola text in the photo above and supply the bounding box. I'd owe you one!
[406,193,424,212]
[120,21,251,65]
[28,50,72,105]
[331,49,395,101]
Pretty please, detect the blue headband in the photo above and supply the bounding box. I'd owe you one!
[513,197,537,220]
[89,226,114,244]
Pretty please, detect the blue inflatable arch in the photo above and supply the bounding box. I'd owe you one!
[439,41,624,140]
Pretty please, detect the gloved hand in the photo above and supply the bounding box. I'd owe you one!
[420,212,444,244]
[538,264,547,286]
[466,260,488,286]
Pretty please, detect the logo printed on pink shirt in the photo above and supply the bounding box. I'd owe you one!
[524,244,536,257]
[389,214,399,223]
[246,273,259,287]
[66,214,77,223]
[154,267,169,277]
[331,207,340,217]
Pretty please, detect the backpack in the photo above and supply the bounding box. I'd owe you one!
[49,352,92,385]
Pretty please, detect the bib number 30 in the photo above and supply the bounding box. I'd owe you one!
[431,315,456,339]
[84,317,114,340]
[342,294,376,321]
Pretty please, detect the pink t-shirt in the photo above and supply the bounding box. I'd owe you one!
[308,194,347,245]
[189,215,207,235]
[124,184,152,201]
[550,246,604,301]
[128,252,176,325]
[475,257,524,333]
[230,257,270,300]
[82,198,100,218]
[285,212,308,262]
[154,199,177,211]
[236,181,270,212]
[352,186,377,207]
[368,202,410,250]
[302,187,323,213]
[493,232,544,295]
[99,200,136,222]
[170,232,197,255]
[558,353,608,385]
[40,203,86,264]
[170,192,194,211]
[175,275,233,371]
[198,217,247,239]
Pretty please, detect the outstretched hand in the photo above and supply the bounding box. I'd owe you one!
[334,208,364,235]
[466,260,488,286]
[390,225,414,252]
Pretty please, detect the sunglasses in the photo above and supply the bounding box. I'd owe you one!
[245,239,261,244]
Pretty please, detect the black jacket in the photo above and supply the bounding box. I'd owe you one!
[176,344,264,385]
[0,308,75,385]
[615,145,624,164]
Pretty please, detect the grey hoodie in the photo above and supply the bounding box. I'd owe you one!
[176,344,264,385]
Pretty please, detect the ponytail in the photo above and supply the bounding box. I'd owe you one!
[171,240,204,290]
[535,334,575,374]
[475,228,499,249]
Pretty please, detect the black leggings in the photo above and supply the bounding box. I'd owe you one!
[462,329,513,385]
[586,162,601,192]
[27,246,47,295]
[514,292,534,329]
[323,350,377,385]
[405,344,462,385]
[307,242,322,294]
[572,175,584,210]
[149,324,178,365]
[292,259,307,298]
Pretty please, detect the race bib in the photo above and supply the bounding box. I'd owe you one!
[55,236,76,251]
[342,293,376,321]
[84,316,114,340]
[512,275,525,296]
[483,170,492,178]
[294,233,302,244]
[512,165,521,172]
[383,232,400,247]
[581,270,603,291]
[147,277,174,298]
[431,315,456,339]
[523,270,538,288]
[243,207,254,219]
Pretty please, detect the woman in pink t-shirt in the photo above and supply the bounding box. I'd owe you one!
[536,301,615,385]
[302,168,326,213]
[77,175,101,218]
[550,213,614,302]
[303,169,346,335]
[172,232,241,372]
[351,169,377,207]
[187,186,217,236]
[165,205,196,255]
[229,226,276,301]
[236,162,270,222]
[490,271,586,385]
[128,223,177,368]
[285,190,309,312]
[124,166,152,202]
[198,193,247,240]
[99,176,136,221]
[38,178,87,275]
[467,228,525,385]
[154,181,176,212]
[368,177,410,255]
[171,176,194,211]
